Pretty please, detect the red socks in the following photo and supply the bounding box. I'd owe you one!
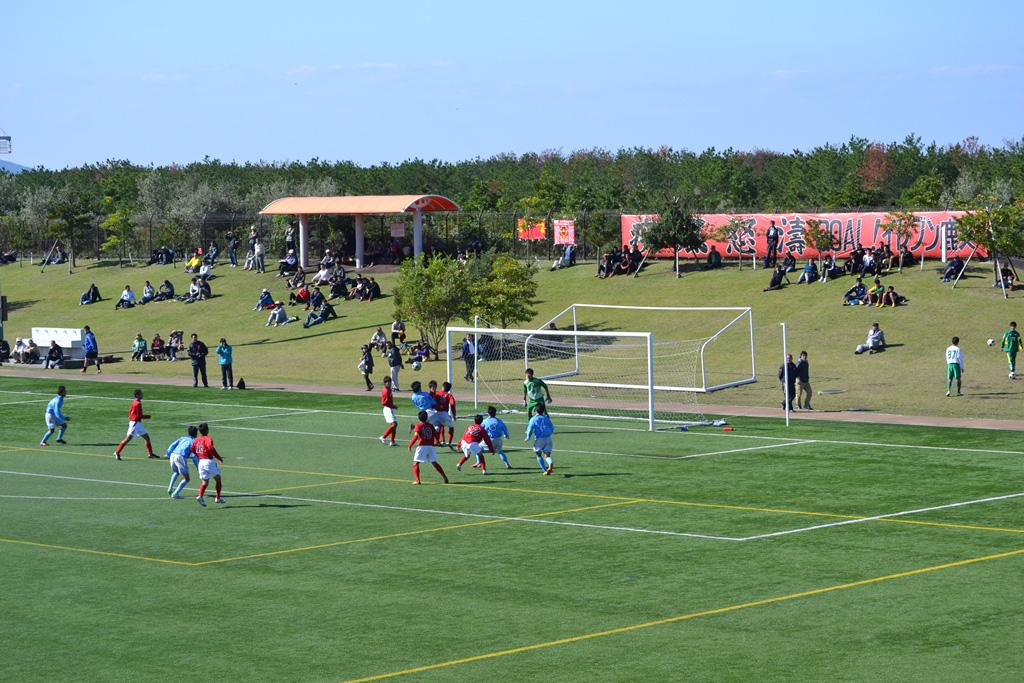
[383,425,397,441]
[478,455,486,470]
[198,482,208,496]
[458,455,469,467]
[412,462,421,483]
[114,441,125,455]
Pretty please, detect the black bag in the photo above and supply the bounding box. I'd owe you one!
[236,378,246,390]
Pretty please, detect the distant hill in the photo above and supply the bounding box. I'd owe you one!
[0,159,28,174]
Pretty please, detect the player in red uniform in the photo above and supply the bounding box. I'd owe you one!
[456,414,495,475]
[190,422,225,506]
[113,389,156,460]
[408,410,449,485]
[428,380,457,446]
[379,376,398,446]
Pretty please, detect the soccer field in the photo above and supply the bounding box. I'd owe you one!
[1,375,1022,681]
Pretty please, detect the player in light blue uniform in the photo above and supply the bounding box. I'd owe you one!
[40,386,70,446]
[482,405,512,469]
[165,426,199,498]
[525,403,556,475]
[408,380,437,436]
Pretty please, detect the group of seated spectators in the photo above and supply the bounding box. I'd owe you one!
[842,277,907,307]
[108,278,208,309]
[45,246,68,265]
[146,246,176,266]
[550,244,577,271]
[596,244,644,278]
[1,249,17,264]
[0,338,66,368]
[129,330,186,361]
[940,255,965,282]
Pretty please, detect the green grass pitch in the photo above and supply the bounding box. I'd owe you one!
[1,375,1022,681]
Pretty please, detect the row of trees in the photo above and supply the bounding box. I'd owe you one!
[1,135,1021,263]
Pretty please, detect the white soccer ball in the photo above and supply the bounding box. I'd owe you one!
[987,339,995,347]
[411,360,422,371]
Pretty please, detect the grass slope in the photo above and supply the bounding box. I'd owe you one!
[0,256,1021,419]
[0,376,1022,681]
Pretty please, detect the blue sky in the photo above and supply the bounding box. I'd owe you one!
[3,0,1023,168]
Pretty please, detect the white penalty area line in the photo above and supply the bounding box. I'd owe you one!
[674,440,816,460]
[0,469,738,542]
[180,409,323,424]
[738,491,1024,541]
[0,399,51,407]
[0,494,163,501]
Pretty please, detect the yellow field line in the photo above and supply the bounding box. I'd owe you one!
[194,500,642,567]
[342,546,1024,682]
[0,536,193,566]
[6,443,1023,535]
[249,478,376,494]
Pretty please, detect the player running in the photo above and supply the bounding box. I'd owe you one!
[191,422,225,506]
[1000,321,1022,379]
[945,337,965,397]
[456,414,495,475]
[482,405,512,469]
[429,380,457,447]
[165,426,198,499]
[379,377,398,446]
[40,386,70,446]
[526,403,556,475]
[408,410,449,485]
[114,389,157,460]
[409,381,436,436]
[523,368,553,418]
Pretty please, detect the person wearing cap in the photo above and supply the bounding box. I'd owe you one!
[278,249,297,277]
[253,288,274,311]
[320,248,336,269]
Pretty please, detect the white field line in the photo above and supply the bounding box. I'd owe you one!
[738,492,1024,541]
[185,410,323,424]
[0,389,1021,456]
[0,469,739,542]
[0,495,163,501]
[674,440,816,460]
[0,399,51,407]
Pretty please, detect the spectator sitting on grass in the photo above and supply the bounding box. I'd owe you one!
[140,281,156,305]
[277,249,298,277]
[998,262,1015,290]
[781,251,797,273]
[328,275,348,300]
[203,241,219,265]
[855,322,886,354]
[940,255,964,282]
[115,285,137,310]
[796,259,818,284]
[880,244,896,272]
[821,254,843,283]
[155,279,174,302]
[131,333,148,361]
[15,338,40,364]
[184,250,202,273]
[266,302,298,326]
[408,340,432,364]
[44,341,64,369]
[595,250,613,278]
[253,288,274,310]
[866,278,885,306]
[843,277,867,305]
[80,283,102,305]
[289,284,310,307]
[320,248,336,269]
[859,248,876,277]
[198,279,212,300]
[763,265,788,292]
[286,268,306,290]
[198,261,214,281]
[303,300,338,328]
[702,245,723,270]
[310,263,332,285]
[880,285,906,308]
[151,333,165,359]
[179,277,201,303]
[613,251,633,277]
[306,286,325,311]
[370,327,388,353]
[899,246,916,268]
[367,277,381,301]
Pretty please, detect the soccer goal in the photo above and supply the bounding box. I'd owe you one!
[446,306,756,430]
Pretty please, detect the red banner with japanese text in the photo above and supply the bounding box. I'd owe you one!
[621,212,977,259]
[517,218,546,241]
[553,219,576,245]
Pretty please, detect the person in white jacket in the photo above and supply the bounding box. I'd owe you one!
[854,323,886,354]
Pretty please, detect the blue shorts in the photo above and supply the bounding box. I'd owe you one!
[532,436,553,454]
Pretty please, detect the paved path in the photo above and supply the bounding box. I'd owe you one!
[4,364,1023,432]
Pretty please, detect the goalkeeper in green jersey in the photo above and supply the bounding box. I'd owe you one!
[1001,321,1023,379]
[523,368,553,418]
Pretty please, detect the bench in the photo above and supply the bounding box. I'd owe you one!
[31,327,85,360]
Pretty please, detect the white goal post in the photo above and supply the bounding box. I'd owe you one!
[535,304,757,393]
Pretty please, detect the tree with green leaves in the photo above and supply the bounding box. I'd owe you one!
[955,196,1024,297]
[642,197,705,277]
[468,253,538,328]
[707,216,751,268]
[99,208,137,267]
[878,209,917,272]
[803,218,835,269]
[392,255,473,360]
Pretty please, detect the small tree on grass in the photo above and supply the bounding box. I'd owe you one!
[956,196,1024,297]
[393,255,472,360]
[708,217,751,268]
[878,209,917,272]
[642,197,705,277]
[469,253,538,328]
[99,209,137,267]
[803,219,835,269]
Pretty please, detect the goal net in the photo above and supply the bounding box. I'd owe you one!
[446,306,755,430]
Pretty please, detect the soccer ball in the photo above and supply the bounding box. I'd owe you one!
[987,339,995,347]
[411,360,422,371]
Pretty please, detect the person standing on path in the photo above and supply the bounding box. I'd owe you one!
[189,333,209,388]
[945,337,964,397]
[81,325,101,374]
[1000,321,1022,379]
[386,341,404,391]
[359,344,375,391]
[778,353,797,411]
[794,351,812,410]
[216,338,233,389]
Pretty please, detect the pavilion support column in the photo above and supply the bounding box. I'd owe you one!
[354,214,365,269]
[413,209,424,258]
[298,214,310,269]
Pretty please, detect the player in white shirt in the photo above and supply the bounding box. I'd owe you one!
[945,336,964,397]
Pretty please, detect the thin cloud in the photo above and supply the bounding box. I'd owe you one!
[929,64,1022,77]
